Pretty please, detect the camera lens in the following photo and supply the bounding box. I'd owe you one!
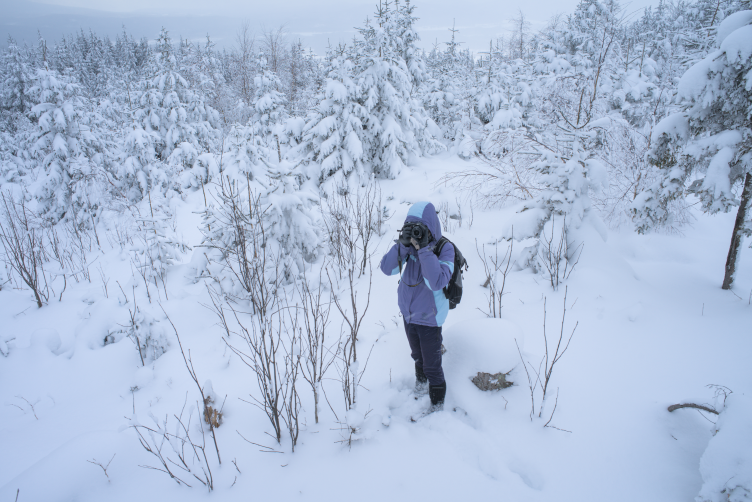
[411,226,423,239]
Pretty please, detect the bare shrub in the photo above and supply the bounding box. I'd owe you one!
[162,305,223,464]
[131,395,215,490]
[281,312,302,452]
[201,284,232,340]
[225,299,286,444]
[296,266,337,424]
[335,330,375,414]
[537,215,583,291]
[322,183,379,367]
[201,177,309,449]
[199,176,276,308]
[319,183,382,412]
[516,287,577,429]
[105,219,134,251]
[61,217,96,283]
[437,201,455,235]
[0,192,51,307]
[476,233,514,318]
[322,182,382,278]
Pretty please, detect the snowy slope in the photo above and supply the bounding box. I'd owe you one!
[1,152,750,502]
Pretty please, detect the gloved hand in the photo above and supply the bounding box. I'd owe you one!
[410,232,431,250]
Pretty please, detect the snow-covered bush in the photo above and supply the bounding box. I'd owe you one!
[514,139,605,284]
[170,142,219,190]
[129,194,190,302]
[108,305,168,365]
[198,158,320,294]
[697,393,752,502]
[223,122,271,177]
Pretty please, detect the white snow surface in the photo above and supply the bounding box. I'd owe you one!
[697,394,752,502]
[1,153,750,502]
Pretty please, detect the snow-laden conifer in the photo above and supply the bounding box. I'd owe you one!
[634,10,752,289]
[1,38,31,116]
[350,2,443,179]
[123,29,220,202]
[253,57,288,162]
[27,67,106,223]
[301,56,366,182]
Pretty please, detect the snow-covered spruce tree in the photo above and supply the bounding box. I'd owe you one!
[171,142,219,191]
[263,162,320,275]
[349,1,443,179]
[391,0,425,90]
[27,66,107,223]
[422,53,465,144]
[475,60,524,131]
[0,40,34,184]
[123,28,219,202]
[223,121,271,179]
[1,38,31,118]
[181,36,220,120]
[201,139,320,290]
[474,56,546,160]
[253,57,288,162]
[633,10,752,289]
[423,25,477,150]
[300,56,367,181]
[118,121,166,203]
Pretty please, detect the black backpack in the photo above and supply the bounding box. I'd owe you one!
[434,236,468,309]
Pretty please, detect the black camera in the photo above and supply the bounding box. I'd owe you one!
[399,222,432,248]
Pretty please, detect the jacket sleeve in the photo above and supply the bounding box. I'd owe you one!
[380,241,410,276]
[418,242,454,291]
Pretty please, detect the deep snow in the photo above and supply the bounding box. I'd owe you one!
[1,152,750,501]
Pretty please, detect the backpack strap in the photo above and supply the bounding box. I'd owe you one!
[433,236,449,257]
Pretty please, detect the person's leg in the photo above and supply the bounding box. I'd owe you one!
[415,324,446,408]
[404,321,427,386]
[416,324,445,386]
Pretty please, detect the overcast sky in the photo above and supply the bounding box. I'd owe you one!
[1,0,659,55]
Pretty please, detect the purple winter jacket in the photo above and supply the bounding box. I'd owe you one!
[379,201,455,327]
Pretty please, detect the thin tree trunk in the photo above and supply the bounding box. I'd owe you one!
[722,172,752,290]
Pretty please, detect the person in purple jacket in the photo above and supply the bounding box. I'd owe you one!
[380,201,454,410]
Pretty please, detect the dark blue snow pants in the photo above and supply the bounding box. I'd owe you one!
[404,321,445,386]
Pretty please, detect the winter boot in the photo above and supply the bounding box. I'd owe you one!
[415,363,429,394]
[428,381,447,412]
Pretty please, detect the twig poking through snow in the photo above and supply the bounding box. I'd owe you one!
[87,454,116,480]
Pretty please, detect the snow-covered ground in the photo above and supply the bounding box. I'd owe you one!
[1,153,750,502]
